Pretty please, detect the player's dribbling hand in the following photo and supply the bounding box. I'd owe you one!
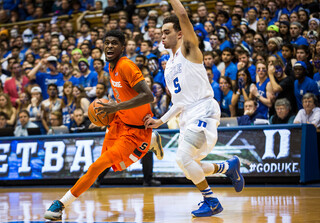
[95,98,118,117]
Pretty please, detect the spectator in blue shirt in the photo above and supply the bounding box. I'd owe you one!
[293,61,319,109]
[290,22,308,46]
[78,58,98,100]
[204,51,221,82]
[281,0,301,16]
[221,47,237,87]
[219,76,233,117]
[206,67,221,104]
[250,62,274,119]
[27,56,64,99]
[313,53,320,94]
[237,50,256,83]
[216,26,232,51]
[237,99,266,125]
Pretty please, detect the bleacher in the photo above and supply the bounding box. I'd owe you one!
[0,0,237,33]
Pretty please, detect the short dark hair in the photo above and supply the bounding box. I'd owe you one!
[97,82,107,89]
[104,30,125,46]
[222,47,234,55]
[48,83,58,90]
[18,110,30,117]
[231,14,241,21]
[93,58,105,66]
[136,54,147,62]
[142,40,153,48]
[92,47,102,54]
[163,15,181,32]
[282,43,294,52]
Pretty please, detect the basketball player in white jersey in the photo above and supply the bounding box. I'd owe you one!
[144,0,244,217]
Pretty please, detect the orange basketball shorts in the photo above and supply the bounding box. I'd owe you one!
[101,114,152,172]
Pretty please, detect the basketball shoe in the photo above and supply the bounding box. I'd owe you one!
[225,156,245,192]
[44,200,64,220]
[149,131,164,160]
[191,197,223,217]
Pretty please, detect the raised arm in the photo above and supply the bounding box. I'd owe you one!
[170,0,203,63]
[28,58,46,80]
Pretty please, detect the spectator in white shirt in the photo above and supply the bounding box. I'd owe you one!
[294,93,320,128]
[14,110,38,137]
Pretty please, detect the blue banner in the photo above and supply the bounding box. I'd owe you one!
[0,125,305,181]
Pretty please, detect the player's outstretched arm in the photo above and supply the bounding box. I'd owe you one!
[170,0,202,63]
[143,114,163,129]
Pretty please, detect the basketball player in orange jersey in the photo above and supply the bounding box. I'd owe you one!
[44,30,164,220]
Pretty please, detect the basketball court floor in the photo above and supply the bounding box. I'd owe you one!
[0,185,319,223]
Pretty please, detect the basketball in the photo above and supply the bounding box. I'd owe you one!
[88,98,115,127]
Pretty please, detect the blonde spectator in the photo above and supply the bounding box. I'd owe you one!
[73,85,90,117]
[0,93,17,126]
[71,48,83,70]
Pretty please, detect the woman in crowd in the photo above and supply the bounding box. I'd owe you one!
[282,43,296,77]
[62,81,76,129]
[151,82,169,119]
[250,62,274,119]
[231,68,252,117]
[279,21,290,43]
[289,12,299,23]
[279,13,290,23]
[257,18,267,39]
[219,76,233,117]
[25,53,36,66]
[0,93,17,126]
[71,48,83,70]
[73,85,90,117]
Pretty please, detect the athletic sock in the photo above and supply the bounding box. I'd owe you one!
[60,190,77,207]
[201,186,215,198]
[216,162,229,174]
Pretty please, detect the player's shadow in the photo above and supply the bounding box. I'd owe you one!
[192,216,224,223]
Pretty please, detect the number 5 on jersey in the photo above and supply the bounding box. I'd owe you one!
[173,77,181,93]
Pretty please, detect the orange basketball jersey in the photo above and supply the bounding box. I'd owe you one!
[109,56,153,125]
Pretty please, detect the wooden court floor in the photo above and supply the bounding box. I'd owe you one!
[0,186,319,223]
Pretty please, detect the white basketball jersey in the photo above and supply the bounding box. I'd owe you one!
[164,48,214,106]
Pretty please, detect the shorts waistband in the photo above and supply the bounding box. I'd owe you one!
[124,123,145,129]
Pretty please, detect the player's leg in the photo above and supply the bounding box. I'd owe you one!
[199,157,245,193]
[175,129,223,217]
[44,152,114,220]
[149,130,164,160]
[93,167,111,188]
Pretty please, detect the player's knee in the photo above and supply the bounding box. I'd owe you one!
[175,149,192,169]
[175,155,191,180]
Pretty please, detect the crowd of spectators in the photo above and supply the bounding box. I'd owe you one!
[0,0,320,137]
